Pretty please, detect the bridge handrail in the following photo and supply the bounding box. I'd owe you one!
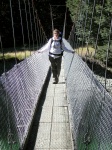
[64,39,112,150]
[0,47,50,149]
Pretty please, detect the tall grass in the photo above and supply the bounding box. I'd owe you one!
[0,50,34,60]
[75,46,95,57]
[0,50,36,75]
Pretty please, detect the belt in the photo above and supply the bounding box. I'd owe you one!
[49,52,63,56]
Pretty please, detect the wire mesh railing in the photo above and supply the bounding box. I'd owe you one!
[65,0,112,149]
[0,0,49,149]
[64,39,112,150]
[1,0,112,149]
[0,50,50,149]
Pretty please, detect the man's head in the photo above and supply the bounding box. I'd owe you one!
[53,29,60,39]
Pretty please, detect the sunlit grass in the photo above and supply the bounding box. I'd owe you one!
[0,50,35,75]
[75,46,95,57]
[75,46,112,72]
[0,50,34,60]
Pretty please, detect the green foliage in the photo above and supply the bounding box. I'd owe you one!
[66,0,82,21]
[66,0,112,65]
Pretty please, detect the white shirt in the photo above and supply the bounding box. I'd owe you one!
[39,37,74,58]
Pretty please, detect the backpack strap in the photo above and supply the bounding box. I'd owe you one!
[60,38,62,50]
[50,38,64,56]
[51,38,53,45]
[50,38,62,49]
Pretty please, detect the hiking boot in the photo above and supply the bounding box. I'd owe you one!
[55,77,59,84]
[52,78,56,84]
[52,77,58,84]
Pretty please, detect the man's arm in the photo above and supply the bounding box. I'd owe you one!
[38,38,52,53]
[61,40,74,53]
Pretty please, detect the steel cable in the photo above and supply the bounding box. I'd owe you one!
[18,0,26,58]
[28,0,35,54]
[9,0,17,64]
[23,0,31,53]
[31,0,38,50]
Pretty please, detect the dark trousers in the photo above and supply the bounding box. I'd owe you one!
[49,56,62,79]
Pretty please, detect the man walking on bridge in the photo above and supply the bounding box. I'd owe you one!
[38,29,74,84]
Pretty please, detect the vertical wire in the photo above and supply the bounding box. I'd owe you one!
[9,0,17,64]
[31,0,38,50]
[75,4,83,55]
[69,27,73,46]
[35,10,47,49]
[80,1,85,57]
[38,16,47,46]
[83,0,95,87]
[41,25,48,44]
[27,0,34,55]
[96,19,112,149]
[50,5,54,33]
[79,1,92,147]
[40,25,45,45]
[18,0,26,58]
[35,11,39,49]
[0,35,5,73]
[65,2,82,80]
[74,6,80,53]
[43,29,48,43]
[23,0,31,54]
[86,0,96,56]
[76,25,80,54]
[91,0,105,84]
[90,1,106,149]
[3,1,12,144]
[65,2,83,79]
[71,25,75,48]
[81,0,89,57]
[69,1,83,52]
[75,3,82,54]
[35,10,41,49]
[90,0,104,90]
[84,2,96,140]
[36,11,42,47]
[104,18,112,89]
[63,7,67,38]
[72,24,76,49]
[38,19,43,47]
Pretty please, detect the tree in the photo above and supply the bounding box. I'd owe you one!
[66,0,112,65]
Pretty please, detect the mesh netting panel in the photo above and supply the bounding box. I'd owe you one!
[64,40,112,150]
[0,50,50,149]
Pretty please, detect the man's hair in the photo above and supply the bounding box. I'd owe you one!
[53,29,60,34]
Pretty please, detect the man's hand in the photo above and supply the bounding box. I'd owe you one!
[38,50,42,53]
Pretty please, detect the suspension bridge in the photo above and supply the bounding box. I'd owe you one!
[0,0,112,150]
